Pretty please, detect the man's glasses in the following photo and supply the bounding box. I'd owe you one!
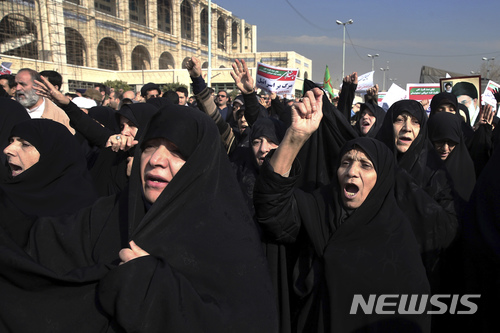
[217,95,227,98]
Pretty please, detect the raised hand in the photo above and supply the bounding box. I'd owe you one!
[186,56,202,78]
[33,76,70,106]
[230,59,254,94]
[289,87,324,142]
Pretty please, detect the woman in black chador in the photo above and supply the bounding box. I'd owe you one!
[375,100,458,283]
[254,88,430,333]
[0,119,98,247]
[0,105,278,332]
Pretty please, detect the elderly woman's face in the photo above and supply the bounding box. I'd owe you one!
[393,111,421,153]
[337,148,377,209]
[3,137,40,177]
[252,136,278,166]
[140,138,186,203]
[359,109,376,136]
[120,115,138,139]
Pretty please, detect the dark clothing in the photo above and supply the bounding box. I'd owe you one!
[462,143,500,332]
[254,137,430,333]
[0,105,278,332]
[353,101,386,138]
[0,119,98,247]
[0,97,31,179]
[428,112,475,203]
[375,100,458,286]
[217,105,231,122]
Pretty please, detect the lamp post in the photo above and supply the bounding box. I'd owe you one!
[367,54,379,72]
[482,57,495,79]
[380,62,389,92]
[336,19,353,79]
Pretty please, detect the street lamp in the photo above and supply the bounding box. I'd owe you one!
[380,63,389,92]
[336,19,353,79]
[482,57,495,79]
[367,54,379,72]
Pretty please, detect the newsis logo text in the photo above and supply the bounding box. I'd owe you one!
[350,294,480,315]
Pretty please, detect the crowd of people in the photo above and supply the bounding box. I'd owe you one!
[0,57,498,333]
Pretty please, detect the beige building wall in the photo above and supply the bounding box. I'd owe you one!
[0,0,311,96]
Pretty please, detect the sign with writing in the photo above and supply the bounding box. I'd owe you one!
[256,62,298,95]
[482,80,500,111]
[406,83,441,100]
[356,71,374,92]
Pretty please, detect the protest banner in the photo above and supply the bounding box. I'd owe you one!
[481,80,500,111]
[355,71,375,92]
[256,62,298,96]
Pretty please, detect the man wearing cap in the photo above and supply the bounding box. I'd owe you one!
[15,68,75,134]
[141,82,161,100]
[452,81,480,125]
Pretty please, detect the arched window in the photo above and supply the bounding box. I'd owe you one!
[158,0,171,33]
[304,71,309,80]
[231,21,238,50]
[200,8,208,46]
[65,27,87,66]
[97,37,121,70]
[95,0,117,16]
[131,45,151,70]
[217,17,226,50]
[130,0,146,26]
[181,57,191,69]
[180,0,193,40]
[0,14,38,59]
[159,52,175,69]
[202,62,208,68]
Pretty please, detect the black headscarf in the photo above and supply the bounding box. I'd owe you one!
[87,105,119,133]
[376,99,432,186]
[1,119,98,217]
[353,102,386,138]
[90,103,159,196]
[428,112,475,202]
[375,100,458,283]
[0,104,278,332]
[0,98,31,178]
[429,92,458,118]
[254,137,430,332]
[97,105,279,332]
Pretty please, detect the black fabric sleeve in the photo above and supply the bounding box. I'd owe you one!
[243,91,267,126]
[337,81,357,122]
[190,75,207,95]
[469,123,493,178]
[253,159,302,243]
[61,102,114,148]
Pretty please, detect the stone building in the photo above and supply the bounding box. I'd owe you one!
[0,0,312,95]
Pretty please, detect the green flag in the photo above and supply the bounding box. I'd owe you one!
[324,65,335,98]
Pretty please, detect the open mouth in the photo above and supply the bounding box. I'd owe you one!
[9,163,23,177]
[362,121,370,127]
[399,136,412,143]
[344,183,359,198]
[146,174,169,187]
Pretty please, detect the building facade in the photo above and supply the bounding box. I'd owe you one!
[0,0,311,95]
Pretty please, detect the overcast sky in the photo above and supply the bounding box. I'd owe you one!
[214,0,500,91]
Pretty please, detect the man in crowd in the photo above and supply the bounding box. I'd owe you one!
[215,90,231,121]
[141,82,161,100]
[15,68,74,134]
[0,74,16,97]
[176,86,189,106]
